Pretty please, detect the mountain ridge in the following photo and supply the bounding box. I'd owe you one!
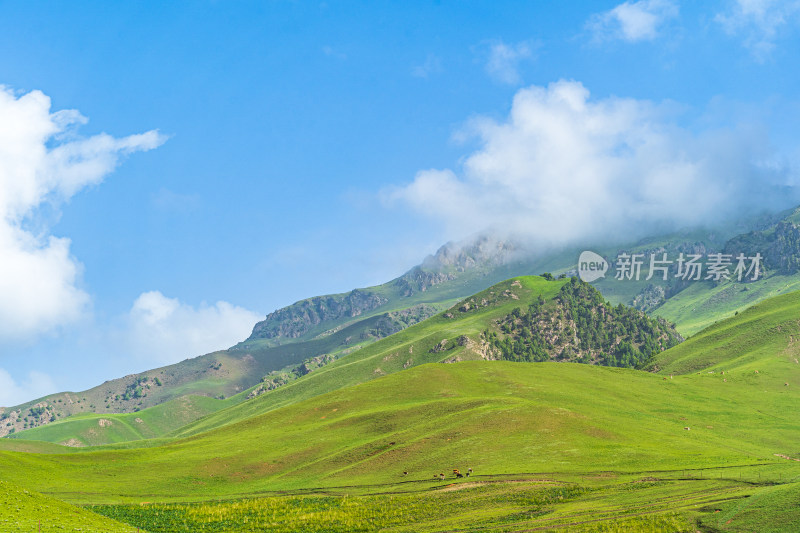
[5,208,800,440]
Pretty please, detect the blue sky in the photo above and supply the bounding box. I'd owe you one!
[1,0,800,405]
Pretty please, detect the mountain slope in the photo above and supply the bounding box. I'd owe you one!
[0,479,135,532]
[644,289,800,377]
[1,354,798,503]
[7,276,679,446]
[5,395,230,447]
[242,237,520,347]
[9,276,567,444]
[6,207,800,439]
[169,276,677,439]
[598,206,800,336]
[1,289,799,530]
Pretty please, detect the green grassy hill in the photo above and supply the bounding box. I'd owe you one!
[0,479,136,532]
[169,276,675,440]
[7,206,800,455]
[1,277,562,445]
[644,289,800,376]
[3,277,569,445]
[2,357,798,503]
[1,284,800,530]
[700,481,800,532]
[1,357,799,530]
[6,395,230,447]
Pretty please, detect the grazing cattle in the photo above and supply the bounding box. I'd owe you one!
[684,427,690,431]
[755,370,759,374]
[663,377,667,380]
[466,472,470,477]
[723,378,727,382]
[439,473,445,481]
[456,473,464,478]
[785,383,789,386]
[403,471,408,476]
[468,468,473,473]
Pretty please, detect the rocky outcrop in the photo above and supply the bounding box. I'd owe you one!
[422,235,517,272]
[725,220,800,275]
[632,284,666,312]
[248,236,518,342]
[248,289,389,341]
[392,267,456,297]
[362,305,439,340]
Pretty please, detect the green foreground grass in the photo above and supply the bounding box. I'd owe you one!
[0,480,136,532]
[88,479,699,532]
[85,473,800,532]
[700,481,800,532]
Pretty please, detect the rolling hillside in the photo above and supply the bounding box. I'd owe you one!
[14,276,678,446]
[170,275,675,439]
[2,284,800,530]
[644,289,800,377]
[3,395,231,448]
[2,358,798,502]
[0,479,135,532]
[6,206,800,443]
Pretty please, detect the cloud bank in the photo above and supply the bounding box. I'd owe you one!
[588,0,679,42]
[388,80,798,249]
[125,291,262,365]
[0,87,165,341]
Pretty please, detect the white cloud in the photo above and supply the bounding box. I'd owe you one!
[588,0,679,42]
[484,40,537,85]
[0,368,56,407]
[716,0,800,60]
[126,291,262,365]
[387,80,798,248]
[0,87,165,340]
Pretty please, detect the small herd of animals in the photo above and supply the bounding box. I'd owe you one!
[401,468,473,480]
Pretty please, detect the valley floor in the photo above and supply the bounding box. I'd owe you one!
[11,467,793,532]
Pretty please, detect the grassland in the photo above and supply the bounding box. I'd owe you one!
[699,481,800,532]
[4,216,797,442]
[644,288,800,376]
[3,351,798,530]
[4,277,566,447]
[652,274,800,337]
[88,480,716,532]
[7,394,230,447]
[0,479,136,532]
[171,276,569,438]
[2,276,800,530]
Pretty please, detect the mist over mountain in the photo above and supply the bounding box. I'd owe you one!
[388,81,800,252]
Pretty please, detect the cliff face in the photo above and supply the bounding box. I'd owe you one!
[422,235,517,271]
[247,289,389,341]
[247,235,518,344]
[725,219,800,275]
